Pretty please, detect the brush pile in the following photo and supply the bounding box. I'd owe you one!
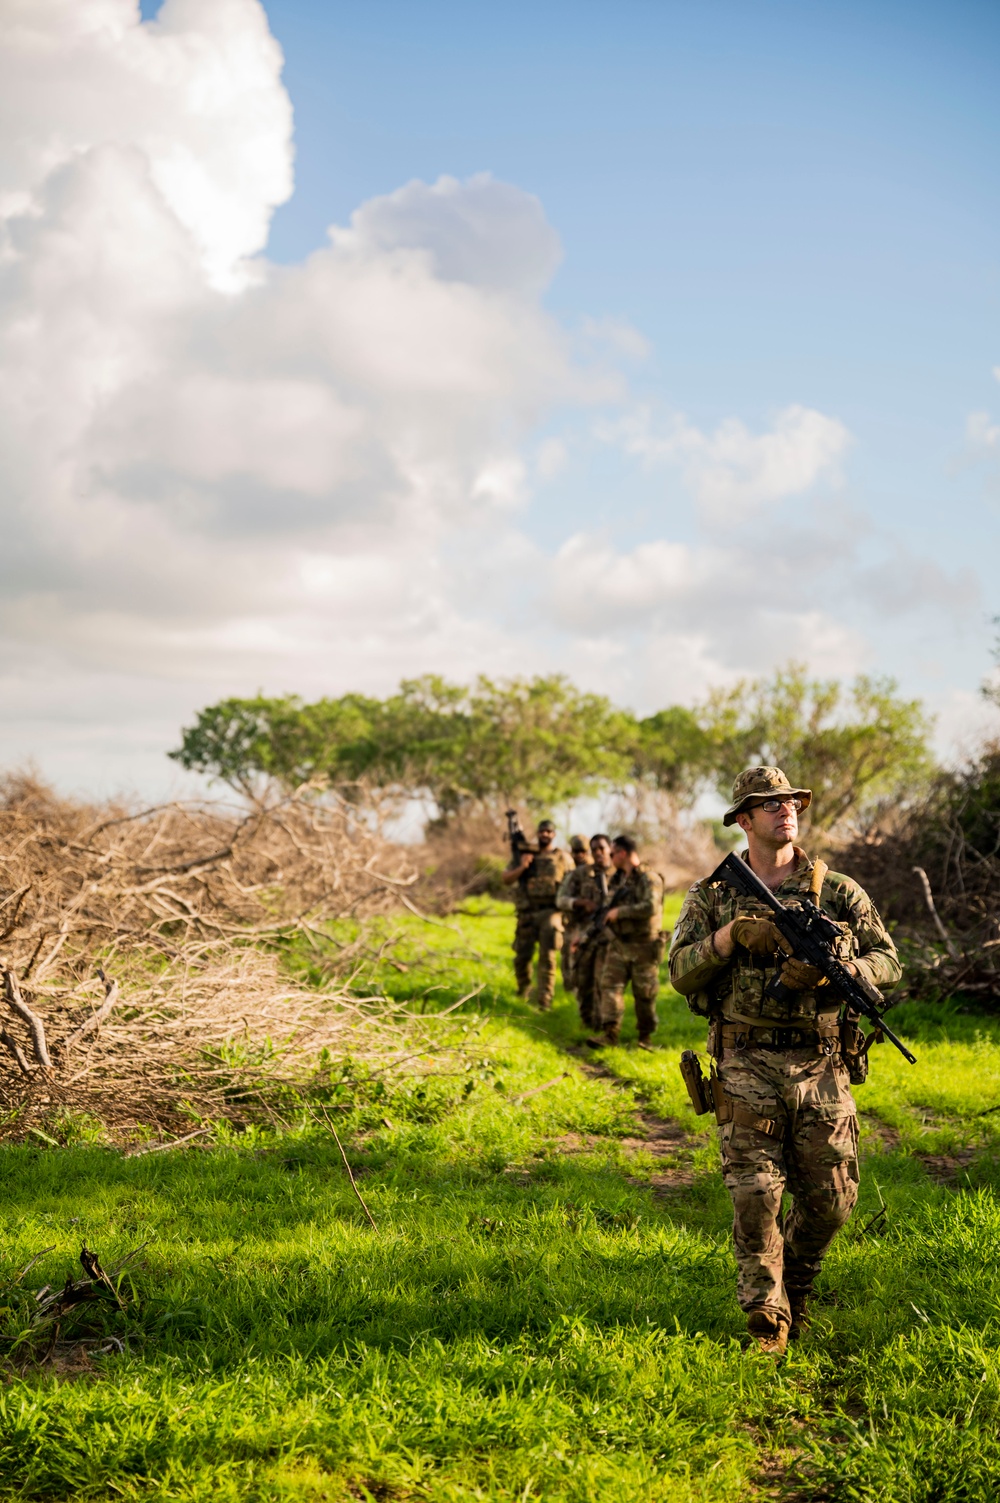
[838,742,1000,1005]
[0,775,423,1139]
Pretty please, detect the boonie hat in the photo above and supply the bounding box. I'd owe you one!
[722,766,812,827]
[569,834,588,853]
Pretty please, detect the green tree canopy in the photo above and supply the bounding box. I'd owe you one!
[171,674,635,816]
[172,663,934,833]
[694,663,934,831]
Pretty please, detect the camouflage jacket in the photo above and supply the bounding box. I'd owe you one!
[507,846,574,911]
[668,847,901,1026]
[607,863,665,944]
[556,862,604,914]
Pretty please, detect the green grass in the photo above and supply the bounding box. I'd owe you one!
[2,897,1000,1500]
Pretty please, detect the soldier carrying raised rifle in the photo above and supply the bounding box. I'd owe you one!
[502,815,574,1010]
[669,767,904,1357]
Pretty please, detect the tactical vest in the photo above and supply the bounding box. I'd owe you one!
[608,864,663,942]
[525,848,571,909]
[717,882,856,1028]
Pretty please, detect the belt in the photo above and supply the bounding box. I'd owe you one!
[720,1021,840,1055]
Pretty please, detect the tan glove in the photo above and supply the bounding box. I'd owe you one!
[779,958,825,991]
[730,917,785,956]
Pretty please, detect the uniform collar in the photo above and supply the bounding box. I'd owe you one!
[738,846,812,885]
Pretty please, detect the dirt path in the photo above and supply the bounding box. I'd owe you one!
[561,1046,701,1191]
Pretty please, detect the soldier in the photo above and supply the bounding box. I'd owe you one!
[558,833,614,1029]
[559,836,593,996]
[588,834,665,1051]
[501,819,574,1009]
[668,767,901,1358]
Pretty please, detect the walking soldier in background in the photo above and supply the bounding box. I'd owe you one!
[669,767,902,1357]
[502,819,574,1009]
[558,835,593,996]
[558,833,614,1029]
[588,834,665,1051]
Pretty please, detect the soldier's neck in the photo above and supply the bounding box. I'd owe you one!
[745,837,798,890]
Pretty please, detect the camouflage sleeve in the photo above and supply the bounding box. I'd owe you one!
[830,873,902,994]
[667,877,730,997]
[668,882,732,1000]
[613,868,657,920]
[555,868,578,912]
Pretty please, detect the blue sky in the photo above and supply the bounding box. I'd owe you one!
[257,0,1000,718]
[1,0,998,795]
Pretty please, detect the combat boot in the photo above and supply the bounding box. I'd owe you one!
[585,1029,619,1050]
[747,1309,789,1358]
[637,1035,655,1052]
[788,1292,810,1341]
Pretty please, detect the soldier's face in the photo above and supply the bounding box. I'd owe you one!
[743,799,798,846]
[537,826,555,847]
[591,838,612,869]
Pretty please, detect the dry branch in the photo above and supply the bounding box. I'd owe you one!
[0,774,437,1135]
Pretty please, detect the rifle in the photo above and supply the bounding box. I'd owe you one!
[505,809,536,888]
[580,868,613,944]
[708,852,916,1065]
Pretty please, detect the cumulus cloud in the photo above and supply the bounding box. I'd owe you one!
[0,0,983,793]
[0,0,292,289]
[604,403,851,522]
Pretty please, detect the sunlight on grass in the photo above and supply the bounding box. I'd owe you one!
[1,896,999,1500]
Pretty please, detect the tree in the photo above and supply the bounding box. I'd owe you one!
[170,675,635,817]
[695,663,934,831]
[168,693,383,796]
[632,706,718,804]
[171,664,934,835]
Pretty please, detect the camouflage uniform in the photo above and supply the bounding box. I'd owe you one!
[669,841,901,1329]
[557,860,610,1028]
[595,864,666,1043]
[509,845,574,1008]
[558,840,593,996]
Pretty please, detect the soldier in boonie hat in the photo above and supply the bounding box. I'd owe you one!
[668,760,901,1359]
[722,767,812,827]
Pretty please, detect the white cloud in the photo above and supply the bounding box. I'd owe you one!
[968,410,1000,450]
[333,172,563,297]
[605,403,851,522]
[0,0,292,290]
[0,0,986,794]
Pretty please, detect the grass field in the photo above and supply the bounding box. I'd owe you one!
[3,896,1000,1501]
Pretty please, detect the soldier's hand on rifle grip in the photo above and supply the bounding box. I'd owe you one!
[779,957,825,991]
[730,917,785,956]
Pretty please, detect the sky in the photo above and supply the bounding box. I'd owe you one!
[1,0,999,800]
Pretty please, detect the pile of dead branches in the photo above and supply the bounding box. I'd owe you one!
[0,774,429,1137]
[837,742,1000,1005]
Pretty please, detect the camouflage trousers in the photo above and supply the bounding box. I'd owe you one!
[717,1046,859,1325]
[571,936,605,1029]
[512,908,564,1009]
[560,925,580,997]
[595,936,662,1041]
